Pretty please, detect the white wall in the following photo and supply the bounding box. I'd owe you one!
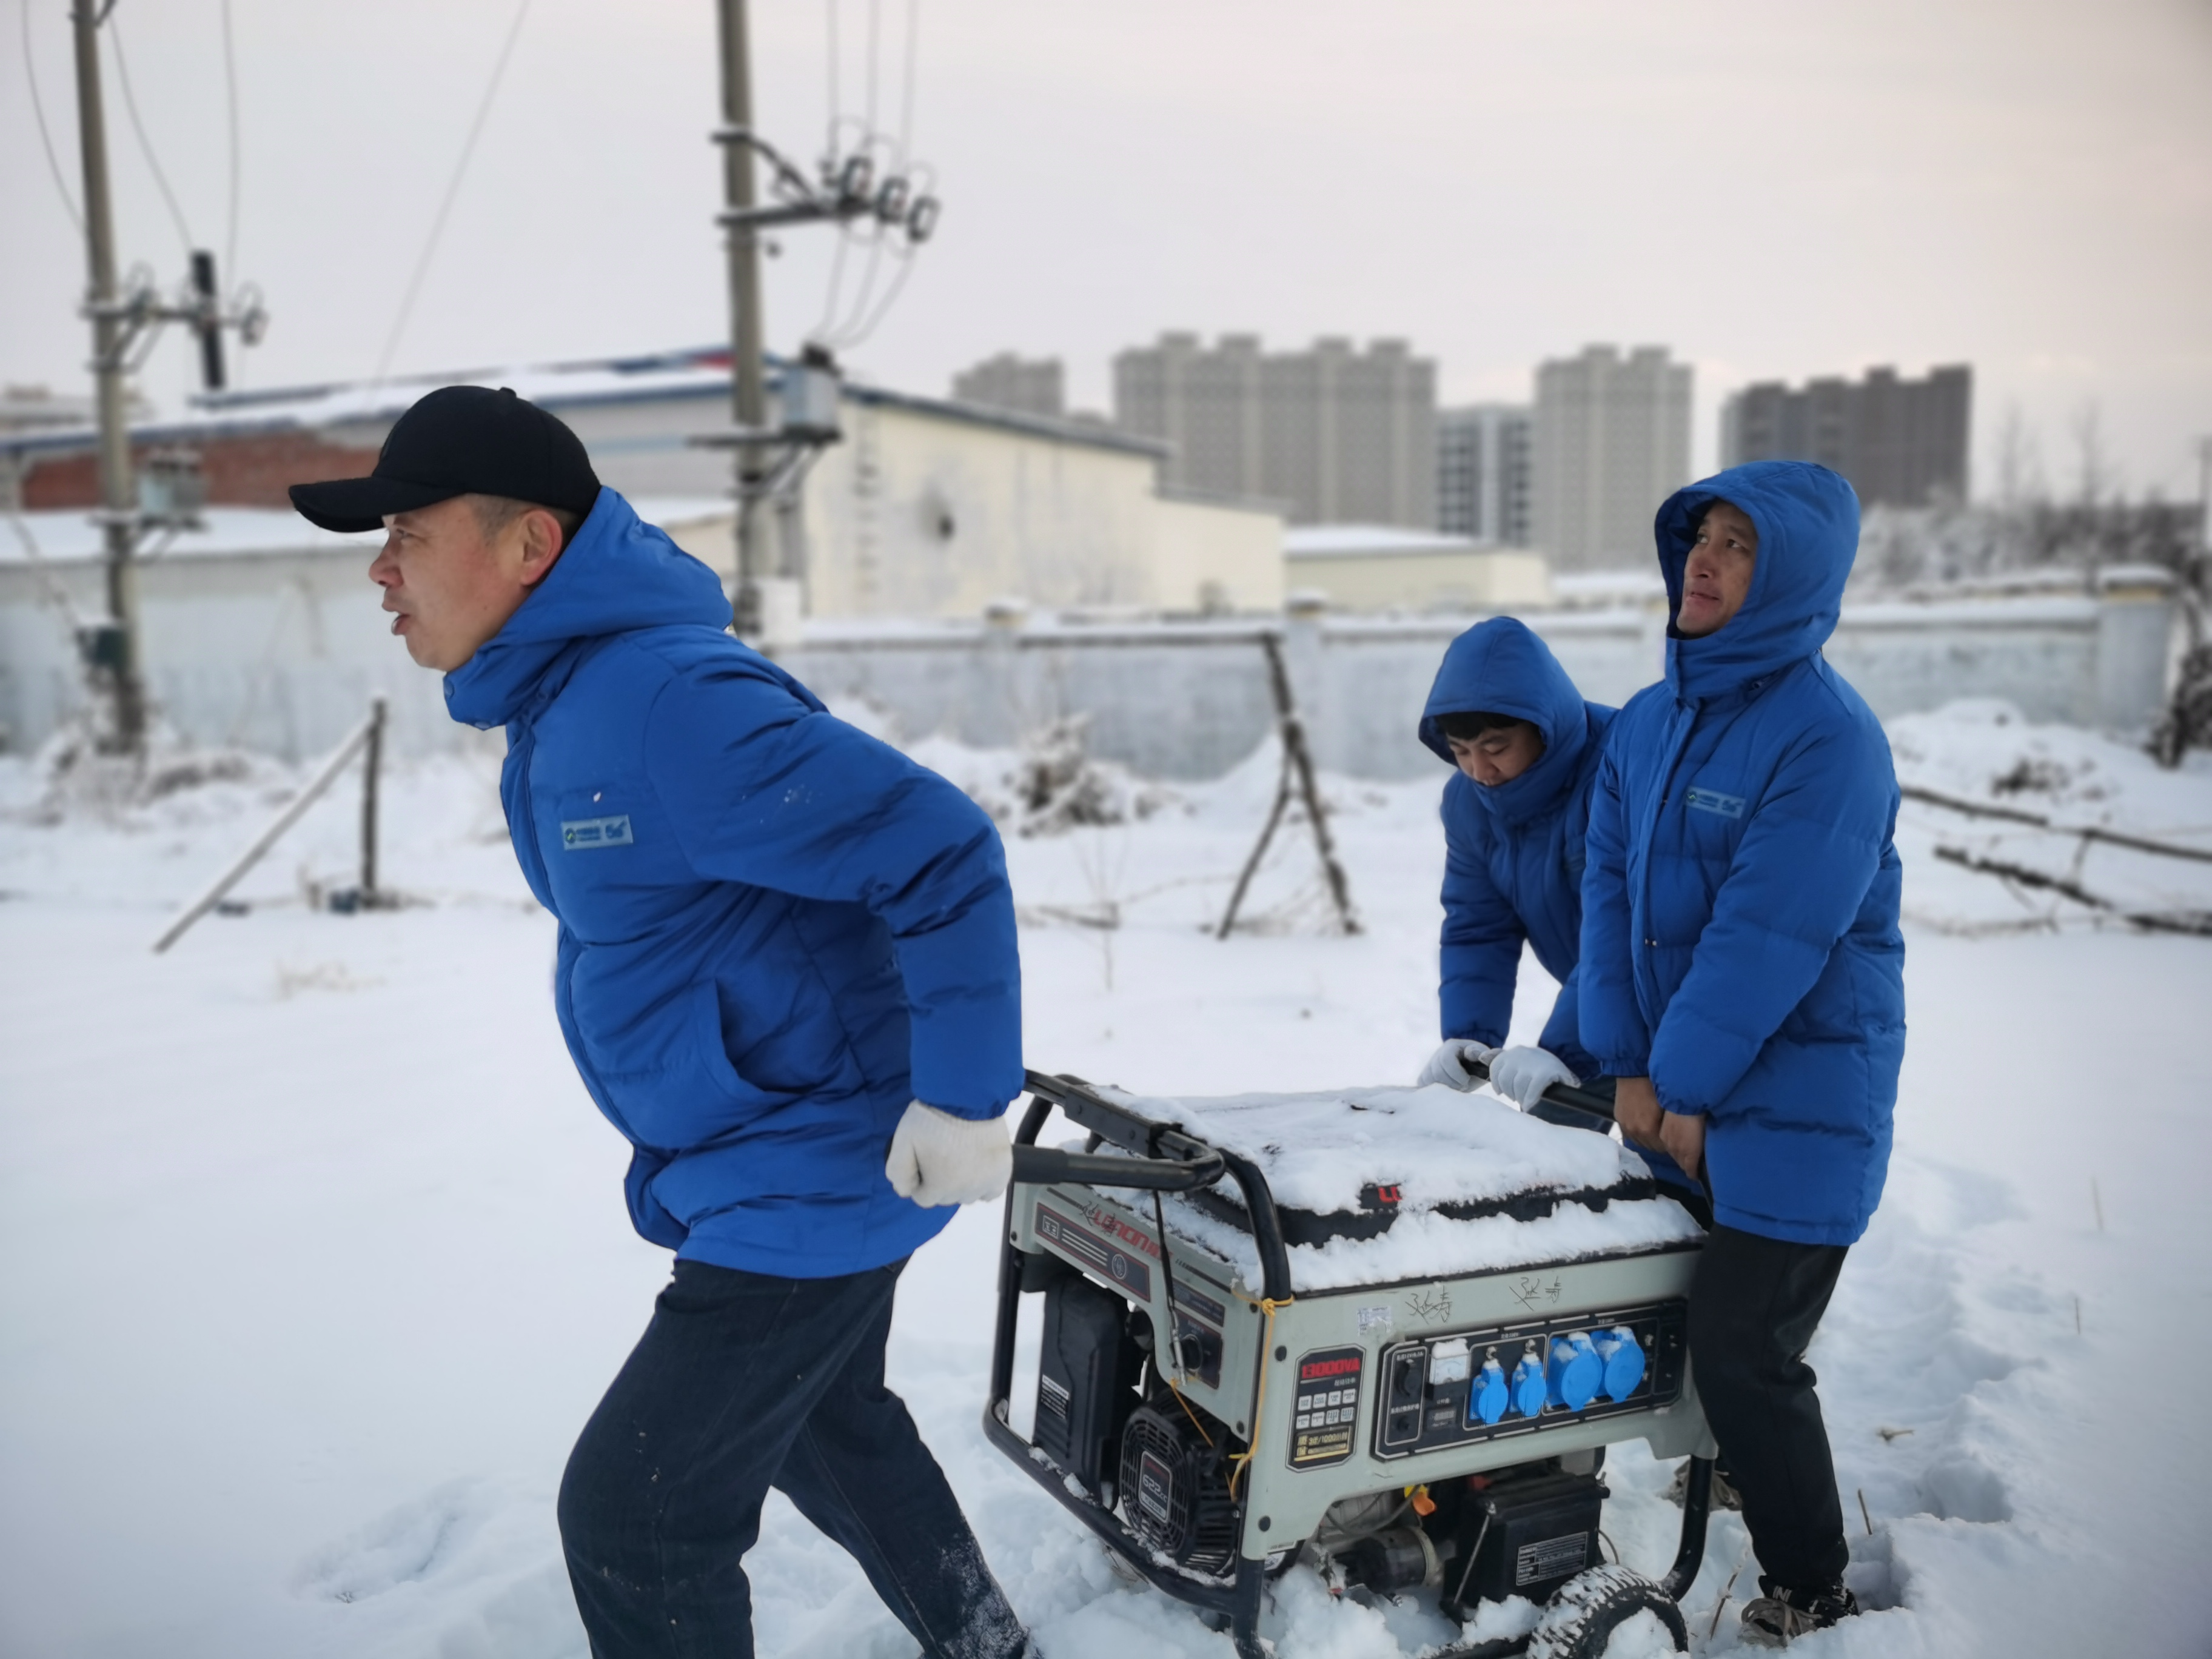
[0,542,2174,780]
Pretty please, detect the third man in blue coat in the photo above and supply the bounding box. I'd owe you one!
[1580,460,1905,1646]
[1413,618,1618,1124]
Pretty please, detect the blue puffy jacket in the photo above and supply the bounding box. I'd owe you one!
[1418,618,1616,1080]
[444,489,1024,1278]
[1579,461,1905,1247]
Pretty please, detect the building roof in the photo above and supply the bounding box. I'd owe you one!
[1284,524,1501,558]
[0,497,733,566]
[0,347,1170,463]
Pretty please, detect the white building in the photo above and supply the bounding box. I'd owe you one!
[1532,345,1692,571]
[948,354,1065,419]
[1282,525,1552,614]
[1437,404,1532,546]
[1113,333,1437,529]
[2,350,1284,629]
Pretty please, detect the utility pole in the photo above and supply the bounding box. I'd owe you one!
[71,0,146,753]
[716,0,771,638]
[704,0,939,643]
[58,2,266,757]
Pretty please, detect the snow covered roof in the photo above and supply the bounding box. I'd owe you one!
[0,497,736,566]
[1284,525,1500,559]
[0,347,1169,463]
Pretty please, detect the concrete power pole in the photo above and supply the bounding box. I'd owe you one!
[70,0,147,754]
[717,0,771,638]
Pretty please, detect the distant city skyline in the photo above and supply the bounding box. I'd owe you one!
[2,1,2202,501]
[1723,367,1972,509]
[1111,333,1435,527]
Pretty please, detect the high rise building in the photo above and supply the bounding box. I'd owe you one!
[1437,404,1532,545]
[1531,345,1693,571]
[1113,333,1436,527]
[950,353,1065,419]
[1720,364,1971,507]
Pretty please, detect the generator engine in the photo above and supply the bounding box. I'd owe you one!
[1119,1400,1240,1574]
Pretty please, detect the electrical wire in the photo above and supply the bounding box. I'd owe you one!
[107,6,198,255]
[219,0,240,290]
[373,0,534,381]
[896,0,917,152]
[823,0,840,154]
[21,0,85,233]
[862,0,880,135]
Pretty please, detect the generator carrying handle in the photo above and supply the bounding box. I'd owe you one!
[1009,1143,1225,1192]
[1015,1070,1295,1304]
[1464,1053,1620,1128]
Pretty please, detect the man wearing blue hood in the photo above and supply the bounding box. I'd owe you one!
[290,387,1032,1659]
[1411,618,1627,1128]
[1580,460,1904,1646]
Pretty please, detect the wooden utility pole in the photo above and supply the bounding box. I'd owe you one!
[716,0,771,637]
[70,0,147,754]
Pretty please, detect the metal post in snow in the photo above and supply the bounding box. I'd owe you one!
[150,705,380,954]
[360,695,386,903]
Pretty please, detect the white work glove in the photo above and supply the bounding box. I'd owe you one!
[1416,1039,1499,1092]
[1487,1045,1580,1111]
[885,1099,1014,1207]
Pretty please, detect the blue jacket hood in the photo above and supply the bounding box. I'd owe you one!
[444,488,731,729]
[1419,617,1598,828]
[1657,461,1859,704]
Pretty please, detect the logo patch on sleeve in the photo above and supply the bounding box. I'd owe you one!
[1684,787,1745,819]
[560,814,634,850]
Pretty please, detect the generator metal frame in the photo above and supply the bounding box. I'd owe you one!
[982,1071,1720,1659]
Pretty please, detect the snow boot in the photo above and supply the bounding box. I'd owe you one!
[1662,1458,1743,1510]
[1739,1580,1858,1647]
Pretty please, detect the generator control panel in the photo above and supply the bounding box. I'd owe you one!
[1370,1300,1687,1461]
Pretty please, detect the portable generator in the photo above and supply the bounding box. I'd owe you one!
[985,1069,1723,1659]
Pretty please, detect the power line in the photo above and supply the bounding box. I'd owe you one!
[220,0,241,290]
[863,0,880,135]
[374,0,534,381]
[896,0,917,152]
[824,0,840,149]
[107,6,198,255]
[20,0,84,232]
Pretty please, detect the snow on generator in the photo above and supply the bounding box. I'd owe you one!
[987,1069,1723,1659]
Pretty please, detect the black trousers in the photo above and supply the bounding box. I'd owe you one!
[1688,1225,1852,1593]
[557,1256,1027,1659]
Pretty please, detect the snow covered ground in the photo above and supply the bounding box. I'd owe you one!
[3,700,2210,1658]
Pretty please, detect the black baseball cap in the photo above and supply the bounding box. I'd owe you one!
[288,384,601,534]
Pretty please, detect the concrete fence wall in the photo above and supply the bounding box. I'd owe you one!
[785,586,2173,783]
[0,546,2176,782]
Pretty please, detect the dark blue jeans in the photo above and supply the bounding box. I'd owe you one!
[558,1256,1027,1659]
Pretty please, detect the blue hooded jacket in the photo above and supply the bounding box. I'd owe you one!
[1418,618,1616,1079]
[1579,461,1905,1247]
[443,489,1024,1278]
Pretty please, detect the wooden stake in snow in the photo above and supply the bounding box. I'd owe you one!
[151,698,386,954]
[1217,632,1358,940]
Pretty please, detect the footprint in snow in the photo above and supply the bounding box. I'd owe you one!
[292,1477,492,1603]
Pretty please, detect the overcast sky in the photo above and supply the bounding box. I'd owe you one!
[5,0,2208,499]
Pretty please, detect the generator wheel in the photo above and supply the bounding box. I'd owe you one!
[1524,1564,1687,1658]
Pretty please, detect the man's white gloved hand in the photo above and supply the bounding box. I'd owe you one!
[1416,1039,1500,1092]
[1486,1045,1580,1111]
[885,1099,1014,1207]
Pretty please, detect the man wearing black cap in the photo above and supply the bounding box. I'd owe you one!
[293,386,1034,1659]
